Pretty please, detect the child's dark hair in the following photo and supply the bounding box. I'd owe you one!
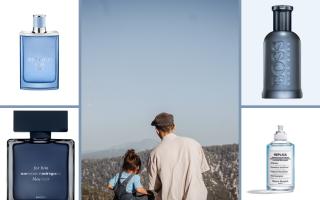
[122,149,141,172]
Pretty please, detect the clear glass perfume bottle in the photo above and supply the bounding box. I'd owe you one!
[262,5,302,99]
[7,111,74,200]
[20,15,59,89]
[267,125,295,191]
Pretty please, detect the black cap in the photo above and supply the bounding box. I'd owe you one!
[14,111,68,132]
[151,112,174,127]
[272,5,293,11]
[272,5,293,31]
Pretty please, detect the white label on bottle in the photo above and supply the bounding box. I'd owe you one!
[268,149,293,186]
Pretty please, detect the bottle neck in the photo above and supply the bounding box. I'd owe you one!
[30,131,51,141]
[272,5,293,31]
[273,10,292,31]
[274,138,287,142]
[32,27,47,34]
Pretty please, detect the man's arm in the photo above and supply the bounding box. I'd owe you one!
[147,152,162,192]
[199,146,210,173]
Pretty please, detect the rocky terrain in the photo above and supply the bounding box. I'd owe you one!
[82,144,239,200]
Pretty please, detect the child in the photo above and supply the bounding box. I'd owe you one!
[107,149,153,200]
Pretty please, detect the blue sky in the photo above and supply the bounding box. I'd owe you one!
[81,0,239,152]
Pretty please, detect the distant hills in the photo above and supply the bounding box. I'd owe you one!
[82,138,159,159]
[82,144,239,200]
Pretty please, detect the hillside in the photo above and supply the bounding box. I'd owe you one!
[82,144,239,200]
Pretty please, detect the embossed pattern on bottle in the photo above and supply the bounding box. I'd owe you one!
[271,41,291,87]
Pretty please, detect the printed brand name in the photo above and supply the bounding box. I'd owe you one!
[19,165,61,182]
[271,41,291,86]
[27,57,52,70]
[273,153,287,156]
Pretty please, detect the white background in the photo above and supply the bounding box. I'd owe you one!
[0,0,79,105]
[242,0,320,105]
[242,108,320,199]
[0,0,79,198]
[0,108,79,199]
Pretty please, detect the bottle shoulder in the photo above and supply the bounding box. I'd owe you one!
[267,141,294,147]
[20,31,59,37]
[8,138,74,145]
[264,31,300,41]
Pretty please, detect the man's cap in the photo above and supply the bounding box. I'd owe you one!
[151,112,174,127]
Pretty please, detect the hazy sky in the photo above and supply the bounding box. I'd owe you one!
[81,0,239,152]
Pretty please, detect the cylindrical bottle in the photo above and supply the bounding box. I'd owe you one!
[262,5,302,98]
[267,125,295,191]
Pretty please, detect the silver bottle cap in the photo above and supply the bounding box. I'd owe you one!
[274,125,287,141]
[33,14,47,33]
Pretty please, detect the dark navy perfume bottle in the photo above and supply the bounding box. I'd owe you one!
[262,5,302,99]
[7,111,74,200]
[20,15,59,89]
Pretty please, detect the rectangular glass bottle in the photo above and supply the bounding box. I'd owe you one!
[7,111,74,200]
[267,125,295,191]
[20,15,59,89]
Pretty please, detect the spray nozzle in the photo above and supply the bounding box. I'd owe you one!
[272,5,293,31]
[32,14,47,33]
[274,125,287,141]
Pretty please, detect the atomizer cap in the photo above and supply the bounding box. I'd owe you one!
[272,5,293,11]
[33,14,46,28]
[14,111,68,133]
[272,5,293,32]
[274,125,287,141]
[32,14,47,33]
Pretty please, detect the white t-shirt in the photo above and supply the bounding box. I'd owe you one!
[147,133,210,200]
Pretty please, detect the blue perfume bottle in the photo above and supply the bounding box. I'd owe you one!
[7,111,74,200]
[20,15,59,89]
[267,125,295,191]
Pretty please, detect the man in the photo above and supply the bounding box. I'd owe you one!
[147,112,210,200]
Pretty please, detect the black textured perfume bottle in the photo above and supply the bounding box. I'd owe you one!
[262,5,302,99]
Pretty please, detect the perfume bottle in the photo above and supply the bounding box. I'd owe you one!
[20,15,59,89]
[262,5,302,98]
[267,125,295,191]
[7,111,74,200]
